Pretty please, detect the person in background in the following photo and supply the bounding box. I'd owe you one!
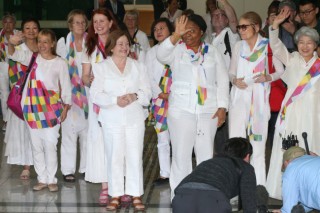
[8,29,72,192]
[90,29,151,211]
[81,8,119,205]
[273,147,320,213]
[266,8,320,200]
[263,1,280,38]
[228,11,284,186]
[103,0,125,24]
[0,13,18,132]
[157,14,229,198]
[146,18,174,186]
[172,137,257,213]
[203,0,217,43]
[56,9,89,183]
[178,0,187,10]
[160,0,183,24]
[123,10,150,62]
[5,17,40,181]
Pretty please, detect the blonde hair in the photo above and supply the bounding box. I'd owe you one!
[67,9,88,30]
[38,29,57,55]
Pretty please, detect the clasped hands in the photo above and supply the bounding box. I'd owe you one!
[233,74,271,89]
[117,93,137,107]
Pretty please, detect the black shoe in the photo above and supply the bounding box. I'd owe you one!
[63,174,76,183]
[153,178,169,186]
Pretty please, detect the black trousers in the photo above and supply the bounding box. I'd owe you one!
[172,188,232,213]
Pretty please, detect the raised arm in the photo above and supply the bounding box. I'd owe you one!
[217,0,238,33]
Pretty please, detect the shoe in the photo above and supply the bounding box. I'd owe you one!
[106,197,121,211]
[2,122,6,131]
[121,194,132,203]
[63,174,76,183]
[153,177,169,186]
[33,183,47,191]
[48,183,58,192]
[99,188,109,205]
[132,196,145,211]
[20,169,30,180]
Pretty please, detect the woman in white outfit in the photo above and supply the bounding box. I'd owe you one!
[57,9,88,183]
[228,11,284,186]
[5,18,40,180]
[90,29,151,211]
[160,0,183,24]
[9,29,72,192]
[266,9,320,199]
[157,14,229,197]
[146,18,174,185]
[81,8,119,205]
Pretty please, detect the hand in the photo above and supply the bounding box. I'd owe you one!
[233,78,248,89]
[212,108,226,127]
[9,31,24,46]
[273,8,291,30]
[117,95,129,107]
[174,15,191,37]
[158,92,169,100]
[89,72,94,84]
[254,74,271,83]
[125,93,138,104]
[60,105,71,122]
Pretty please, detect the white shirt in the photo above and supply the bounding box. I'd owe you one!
[157,38,229,114]
[90,57,151,126]
[160,9,183,23]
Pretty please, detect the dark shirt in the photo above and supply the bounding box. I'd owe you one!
[178,0,187,10]
[153,0,166,20]
[177,156,257,213]
[105,0,125,23]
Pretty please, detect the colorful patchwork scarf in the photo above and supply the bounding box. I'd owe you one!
[93,38,107,114]
[23,61,63,129]
[184,42,209,105]
[67,33,88,119]
[151,64,172,133]
[241,39,269,141]
[8,58,27,89]
[0,30,7,62]
[279,59,320,127]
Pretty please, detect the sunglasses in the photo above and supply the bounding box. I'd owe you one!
[236,24,255,31]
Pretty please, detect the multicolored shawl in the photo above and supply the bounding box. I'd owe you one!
[279,58,320,127]
[241,39,269,141]
[8,45,28,89]
[0,30,7,62]
[151,64,172,133]
[67,32,88,119]
[23,61,63,129]
[93,38,107,114]
[184,42,209,105]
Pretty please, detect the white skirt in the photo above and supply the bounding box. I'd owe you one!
[4,109,33,165]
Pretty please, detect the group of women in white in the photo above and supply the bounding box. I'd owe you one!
[2,0,320,210]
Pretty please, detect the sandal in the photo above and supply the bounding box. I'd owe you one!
[106,197,121,211]
[63,174,76,183]
[99,188,109,205]
[20,169,30,180]
[132,197,145,211]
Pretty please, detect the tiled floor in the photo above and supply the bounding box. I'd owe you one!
[0,119,282,213]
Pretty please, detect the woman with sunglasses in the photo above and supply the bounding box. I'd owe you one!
[228,11,284,186]
[266,8,320,200]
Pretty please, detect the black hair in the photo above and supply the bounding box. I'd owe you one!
[299,0,318,7]
[21,17,40,31]
[267,1,280,16]
[150,17,174,44]
[188,14,207,33]
[223,137,253,159]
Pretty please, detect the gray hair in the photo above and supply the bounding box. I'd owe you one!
[124,9,139,21]
[2,13,16,23]
[294,26,319,45]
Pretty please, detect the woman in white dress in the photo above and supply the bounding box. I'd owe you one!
[81,8,119,205]
[160,0,183,24]
[90,29,151,211]
[56,9,88,183]
[5,18,39,180]
[228,11,284,186]
[266,8,320,199]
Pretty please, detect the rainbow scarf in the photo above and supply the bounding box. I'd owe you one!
[280,58,320,125]
[184,42,209,105]
[0,30,7,62]
[93,38,107,115]
[151,65,172,133]
[23,60,63,129]
[67,33,88,119]
[241,39,269,141]
[8,58,27,89]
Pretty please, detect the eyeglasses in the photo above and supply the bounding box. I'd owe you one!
[236,24,255,31]
[73,21,86,26]
[153,26,167,32]
[299,8,315,16]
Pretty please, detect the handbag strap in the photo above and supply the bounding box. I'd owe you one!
[19,52,38,94]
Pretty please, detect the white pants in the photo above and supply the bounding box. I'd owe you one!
[229,102,268,186]
[156,130,171,178]
[61,119,88,175]
[102,122,145,197]
[29,126,60,184]
[168,108,217,197]
[0,62,9,122]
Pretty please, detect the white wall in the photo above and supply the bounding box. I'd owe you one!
[187,0,273,21]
